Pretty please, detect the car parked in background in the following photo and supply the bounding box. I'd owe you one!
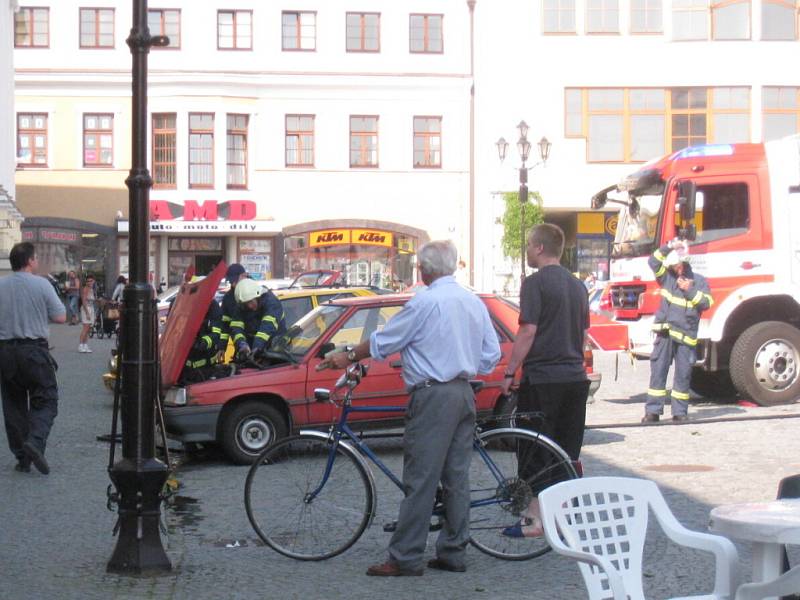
[160,271,602,464]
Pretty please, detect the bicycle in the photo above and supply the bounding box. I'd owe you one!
[244,362,580,561]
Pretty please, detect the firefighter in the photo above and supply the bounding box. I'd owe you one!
[219,263,247,357]
[180,299,223,383]
[643,239,713,423]
[231,278,286,361]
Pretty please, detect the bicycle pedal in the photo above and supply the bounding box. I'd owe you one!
[382,520,442,533]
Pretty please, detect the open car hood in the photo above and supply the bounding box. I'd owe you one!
[160,261,226,389]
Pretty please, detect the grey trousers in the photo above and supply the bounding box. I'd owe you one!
[388,379,476,570]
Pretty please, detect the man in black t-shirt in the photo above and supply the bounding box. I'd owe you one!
[500,223,590,538]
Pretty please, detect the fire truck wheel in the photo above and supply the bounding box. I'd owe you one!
[730,321,800,406]
[689,368,737,401]
[221,401,288,465]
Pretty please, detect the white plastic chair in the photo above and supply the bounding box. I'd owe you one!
[538,476,739,600]
[734,564,800,599]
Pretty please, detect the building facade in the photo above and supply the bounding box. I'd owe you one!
[1,0,23,274]
[13,0,800,292]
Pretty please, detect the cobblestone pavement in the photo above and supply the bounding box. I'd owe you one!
[2,324,799,600]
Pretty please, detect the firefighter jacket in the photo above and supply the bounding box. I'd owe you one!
[184,300,223,370]
[649,243,713,347]
[219,288,237,352]
[230,289,287,353]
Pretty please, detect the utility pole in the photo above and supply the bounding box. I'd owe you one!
[107,0,171,574]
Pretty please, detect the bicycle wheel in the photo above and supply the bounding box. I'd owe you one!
[469,427,578,560]
[245,434,375,560]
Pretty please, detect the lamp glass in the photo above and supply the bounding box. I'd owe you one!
[517,120,529,139]
[538,136,552,162]
[495,137,509,162]
[518,137,531,163]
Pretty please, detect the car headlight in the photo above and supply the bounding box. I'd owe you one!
[163,387,187,406]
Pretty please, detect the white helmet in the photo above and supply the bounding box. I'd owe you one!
[234,278,263,304]
[664,241,690,267]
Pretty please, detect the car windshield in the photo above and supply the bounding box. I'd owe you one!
[158,285,180,302]
[612,193,663,258]
[270,304,347,357]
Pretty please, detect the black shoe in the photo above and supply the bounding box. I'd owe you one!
[641,413,660,424]
[427,558,466,573]
[14,460,31,473]
[22,442,49,475]
[672,414,690,423]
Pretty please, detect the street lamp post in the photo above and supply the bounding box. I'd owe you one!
[496,122,551,286]
[106,0,171,575]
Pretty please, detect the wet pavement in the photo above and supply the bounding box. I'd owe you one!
[2,323,799,599]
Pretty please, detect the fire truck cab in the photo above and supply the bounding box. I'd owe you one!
[592,136,800,406]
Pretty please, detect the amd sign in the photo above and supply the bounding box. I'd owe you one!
[150,200,257,221]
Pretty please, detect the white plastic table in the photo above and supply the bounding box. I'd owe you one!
[709,499,800,600]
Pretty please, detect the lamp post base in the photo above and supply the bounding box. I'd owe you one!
[107,457,172,575]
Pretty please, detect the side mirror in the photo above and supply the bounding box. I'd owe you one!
[317,342,336,358]
[677,180,697,222]
[679,223,697,241]
[314,388,330,403]
[591,191,608,210]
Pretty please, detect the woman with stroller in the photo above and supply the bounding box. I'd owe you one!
[78,274,96,353]
[111,275,126,302]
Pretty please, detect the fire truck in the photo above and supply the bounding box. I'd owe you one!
[591,135,800,406]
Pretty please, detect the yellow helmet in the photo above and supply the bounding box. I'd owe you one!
[234,278,263,303]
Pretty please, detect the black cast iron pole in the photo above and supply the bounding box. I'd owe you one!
[107,0,171,574]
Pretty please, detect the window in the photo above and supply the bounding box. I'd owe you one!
[14,7,49,47]
[630,0,663,32]
[762,0,798,39]
[543,0,576,33]
[763,87,800,140]
[346,12,380,51]
[409,14,443,53]
[148,9,180,48]
[711,0,750,39]
[80,8,114,48]
[586,0,620,32]
[280,297,313,328]
[693,183,750,243]
[350,116,378,168]
[189,113,214,188]
[152,113,176,188]
[83,114,113,166]
[672,0,709,39]
[565,87,749,162]
[227,114,248,189]
[285,115,314,167]
[217,10,252,50]
[282,11,316,50]
[16,113,48,166]
[413,116,442,168]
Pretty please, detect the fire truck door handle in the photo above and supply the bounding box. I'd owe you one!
[740,261,761,270]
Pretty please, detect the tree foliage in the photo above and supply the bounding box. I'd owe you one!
[500,190,544,261]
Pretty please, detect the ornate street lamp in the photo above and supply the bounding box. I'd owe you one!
[496,124,551,287]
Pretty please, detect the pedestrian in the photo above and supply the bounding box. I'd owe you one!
[0,242,66,474]
[584,272,596,291]
[455,259,468,286]
[78,274,96,353]
[642,239,712,424]
[65,270,80,325]
[320,240,501,576]
[231,278,286,360]
[500,224,591,538]
[111,275,126,302]
[219,263,247,357]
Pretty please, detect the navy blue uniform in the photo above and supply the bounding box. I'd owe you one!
[180,300,223,382]
[218,288,237,353]
[646,243,713,416]
[230,290,286,353]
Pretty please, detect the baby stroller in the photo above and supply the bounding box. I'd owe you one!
[89,299,121,340]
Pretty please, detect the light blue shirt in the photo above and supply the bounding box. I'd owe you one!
[369,275,502,388]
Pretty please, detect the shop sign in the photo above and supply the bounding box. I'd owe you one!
[605,214,618,237]
[118,220,280,233]
[21,229,36,241]
[352,229,393,247]
[310,230,350,247]
[149,200,257,221]
[40,228,79,243]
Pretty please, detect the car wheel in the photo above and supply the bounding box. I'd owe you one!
[730,321,800,406]
[689,368,737,401]
[221,401,288,465]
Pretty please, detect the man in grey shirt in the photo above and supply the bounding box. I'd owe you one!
[0,242,66,474]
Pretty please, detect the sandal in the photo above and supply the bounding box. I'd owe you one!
[501,516,544,538]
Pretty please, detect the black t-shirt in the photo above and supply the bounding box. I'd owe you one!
[519,264,589,384]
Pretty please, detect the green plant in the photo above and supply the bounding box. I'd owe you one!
[500,190,544,262]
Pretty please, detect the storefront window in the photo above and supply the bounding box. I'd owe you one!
[166,237,223,285]
[118,237,157,282]
[576,236,611,281]
[239,238,272,280]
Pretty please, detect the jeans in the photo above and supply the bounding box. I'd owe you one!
[66,294,78,322]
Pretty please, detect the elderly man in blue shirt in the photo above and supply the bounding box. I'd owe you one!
[322,240,501,577]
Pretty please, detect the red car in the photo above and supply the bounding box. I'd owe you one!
[161,267,601,464]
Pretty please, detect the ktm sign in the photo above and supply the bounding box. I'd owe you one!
[150,200,256,221]
[309,229,394,248]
